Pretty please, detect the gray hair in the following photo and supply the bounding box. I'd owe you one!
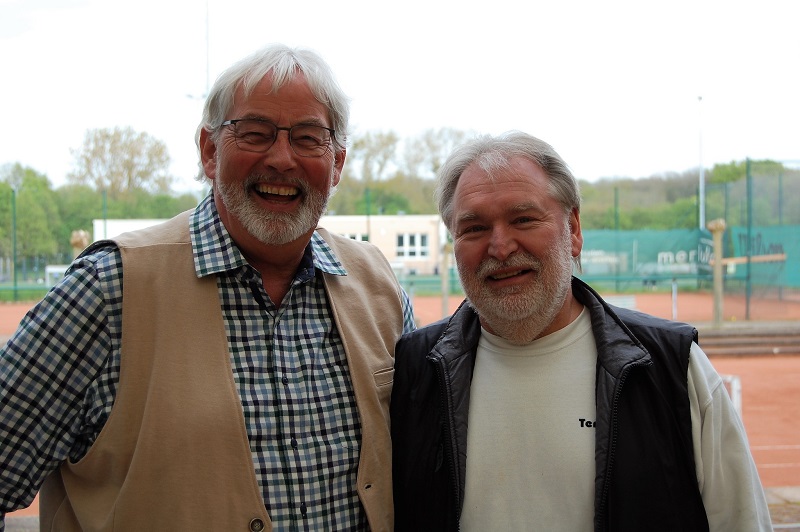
[195,43,350,182]
[435,131,581,231]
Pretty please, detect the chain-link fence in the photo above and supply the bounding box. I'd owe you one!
[580,159,800,319]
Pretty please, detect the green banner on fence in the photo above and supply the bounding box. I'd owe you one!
[581,229,713,279]
[729,225,797,287]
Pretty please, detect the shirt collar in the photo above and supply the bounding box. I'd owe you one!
[189,192,347,278]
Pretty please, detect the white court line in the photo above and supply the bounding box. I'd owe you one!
[752,444,800,451]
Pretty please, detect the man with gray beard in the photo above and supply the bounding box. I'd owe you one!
[0,44,415,531]
[390,131,770,531]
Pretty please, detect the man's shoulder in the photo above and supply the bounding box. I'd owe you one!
[399,318,448,347]
[397,303,478,354]
[393,321,447,375]
[613,306,697,341]
[113,211,192,248]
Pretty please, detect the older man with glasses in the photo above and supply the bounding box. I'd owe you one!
[0,44,415,532]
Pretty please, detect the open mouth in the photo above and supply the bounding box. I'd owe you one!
[488,269,530,281]
[253,182,301,201]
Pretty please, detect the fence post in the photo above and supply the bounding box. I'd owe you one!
[707,218,727,327]
[440,242,452,319]
[671,278,678,320]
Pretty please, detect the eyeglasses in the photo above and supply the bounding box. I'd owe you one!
[220,118,335,157]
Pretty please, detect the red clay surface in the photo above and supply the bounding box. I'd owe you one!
[3,290,800,518]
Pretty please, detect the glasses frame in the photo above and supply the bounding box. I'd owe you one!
[220,118,336,158]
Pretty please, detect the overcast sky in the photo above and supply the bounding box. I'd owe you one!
[1,0,798,193]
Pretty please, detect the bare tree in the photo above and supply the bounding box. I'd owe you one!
[68,126,173,198]
[402,127,473,179]
[347,130,400,182]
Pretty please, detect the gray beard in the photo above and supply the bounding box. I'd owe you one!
[476,296,565,345]
[459,230,574,345]
[216,174,333,246]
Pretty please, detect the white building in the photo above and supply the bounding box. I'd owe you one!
[319,213,446,276]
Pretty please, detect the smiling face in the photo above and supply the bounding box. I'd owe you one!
[451,156,583,343]
[199,71,345,248]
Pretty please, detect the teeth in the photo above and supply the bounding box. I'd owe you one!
[254,183,298,196]
[491,270,523,280]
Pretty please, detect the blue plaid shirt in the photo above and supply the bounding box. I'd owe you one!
[0,193,416,531]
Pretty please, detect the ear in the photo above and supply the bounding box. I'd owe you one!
[569,207,583,258]
[199,128,218,180]
[331,148,346,187]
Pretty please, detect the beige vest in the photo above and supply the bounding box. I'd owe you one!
[40,212,406,531]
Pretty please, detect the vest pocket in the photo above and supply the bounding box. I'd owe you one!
[374,367,394,387]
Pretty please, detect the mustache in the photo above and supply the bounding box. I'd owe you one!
[475,252,542,278]
[244,173,309,194]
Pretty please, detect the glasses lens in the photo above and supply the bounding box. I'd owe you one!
[227,120,333,157]
[290,125,332,156]
[231,120,276,152]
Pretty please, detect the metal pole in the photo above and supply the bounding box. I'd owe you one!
[698,96,706,229]
[103,189,108,239]
[707,219,726,326]
[614,187,619,292]
[671,278,678,320]
[365,188,371,241]
[745,158,752,320]
[205,0,210,96]
[440,241,451,319]
[12,188,17,302]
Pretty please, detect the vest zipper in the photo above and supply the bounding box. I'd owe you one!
[430,352,462,530]
[596,360,648,531]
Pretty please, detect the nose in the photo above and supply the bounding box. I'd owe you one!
[262,130,297,170]
[487,226,519,261]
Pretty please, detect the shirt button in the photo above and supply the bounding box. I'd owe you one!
[291,437,298,449]
[282,376,289,385]
[249,517,265,531]
[300,502,308,517]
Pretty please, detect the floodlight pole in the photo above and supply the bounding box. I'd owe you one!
[205,0,210,96]
[698,96,706,229]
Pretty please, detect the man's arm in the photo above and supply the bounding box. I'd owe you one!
[687,342,773,531]
[0,247,121,522]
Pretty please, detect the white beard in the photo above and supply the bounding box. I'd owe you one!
[216,172,334,246]
[459,224,575,345]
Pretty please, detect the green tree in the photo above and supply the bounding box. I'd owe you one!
[68,126,174,199]
[328,178,366,215]
[54,184,106,250]
[333,130,401,214]
[1,164,61,258]
[356,186,411,215]
[708,161,746,184]
[381,173,436,214]
[0,181,12,258]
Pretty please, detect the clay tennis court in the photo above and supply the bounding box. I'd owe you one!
[3,289,800,524]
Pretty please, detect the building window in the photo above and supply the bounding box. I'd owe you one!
[345,233,369,242]
[396,233,429,258]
